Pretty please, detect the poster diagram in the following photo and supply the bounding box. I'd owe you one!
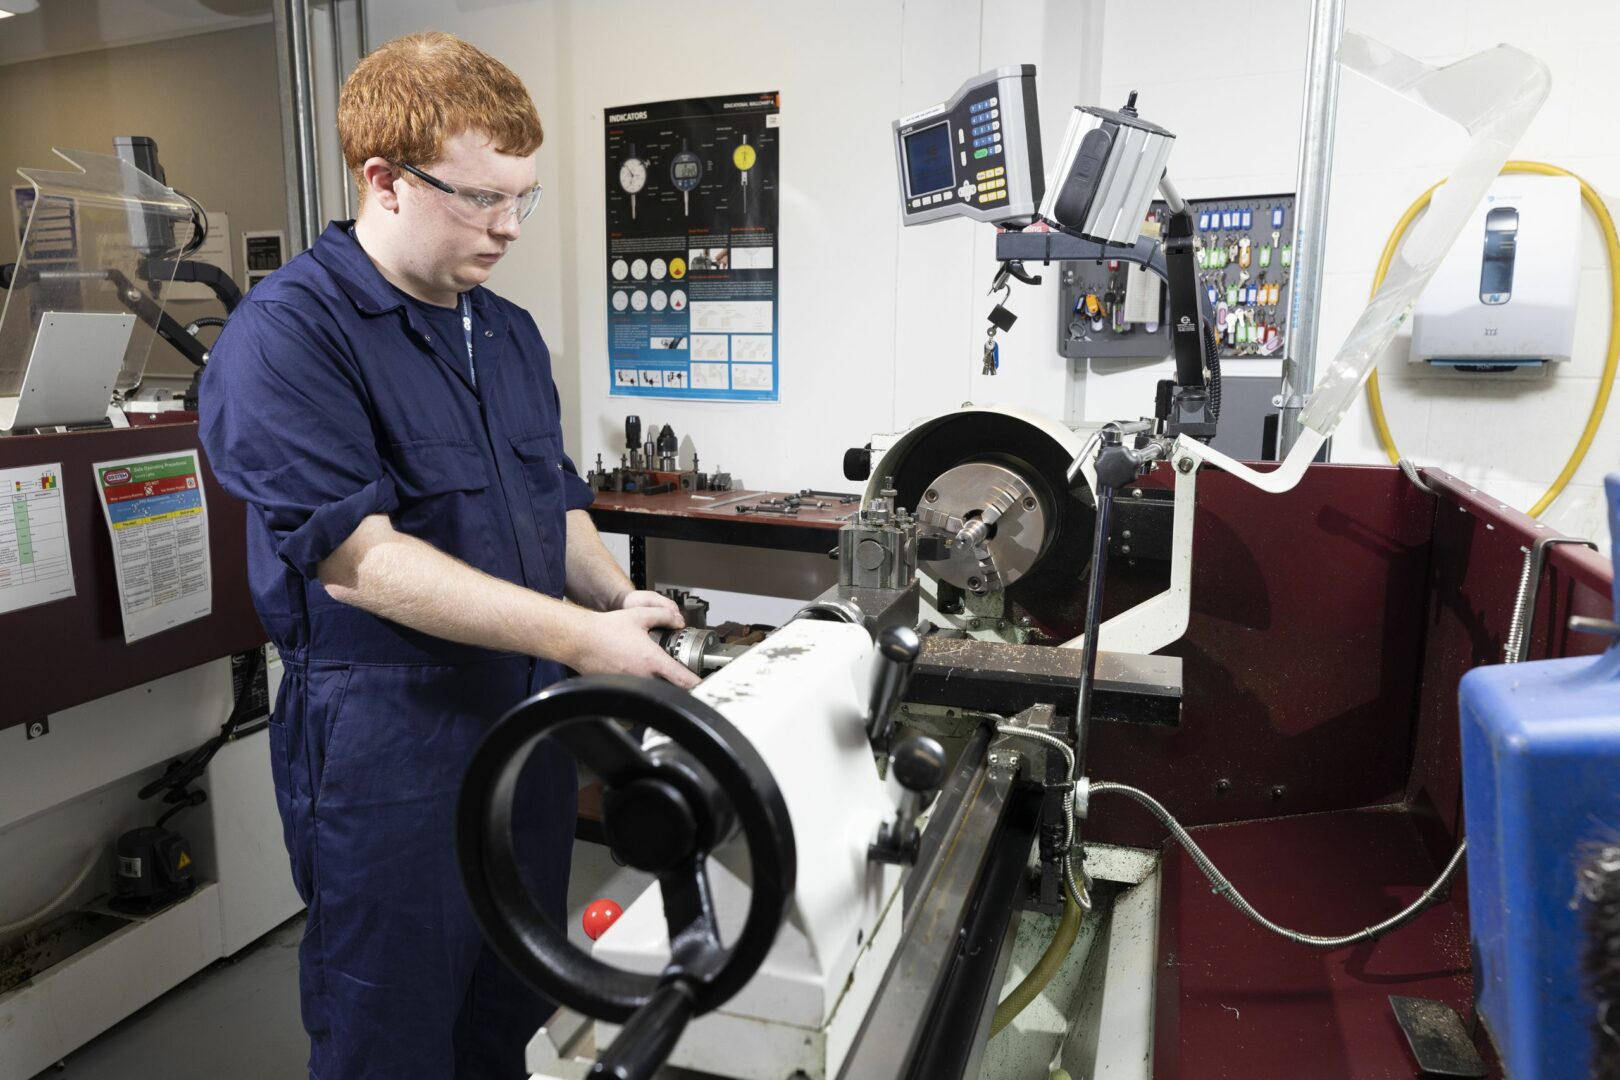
[93,451,212,643]
[0,463,75,616]
[605,91,779,401]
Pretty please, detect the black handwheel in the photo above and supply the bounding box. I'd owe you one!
[456,676,796,1078]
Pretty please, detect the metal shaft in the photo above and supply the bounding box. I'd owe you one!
[275,0,322,251]
[1074,482,1116,782]
[1277,0,1346,456]
[329,0,353,222]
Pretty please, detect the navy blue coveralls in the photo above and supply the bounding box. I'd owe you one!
[198,222,594,1079]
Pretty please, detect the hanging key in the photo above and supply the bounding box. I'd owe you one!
[980,299,1016,376]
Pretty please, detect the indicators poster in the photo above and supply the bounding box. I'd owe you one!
[93,450,211,643]
[0,463,75,615]
[605,91,779,401]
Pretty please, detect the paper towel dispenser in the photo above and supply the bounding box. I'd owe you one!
[1411,175,1581,372]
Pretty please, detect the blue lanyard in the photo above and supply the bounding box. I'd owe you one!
[460,294,476,387]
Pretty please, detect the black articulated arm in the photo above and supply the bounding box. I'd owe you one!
[1161,207,1206,390]
[1157,205,1218,441]
[146,257,244,315]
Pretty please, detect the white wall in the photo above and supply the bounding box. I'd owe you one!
[364,0,1619,592]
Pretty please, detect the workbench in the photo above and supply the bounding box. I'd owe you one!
[586,488,856,590]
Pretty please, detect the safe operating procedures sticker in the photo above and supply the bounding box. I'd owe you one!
[606,91,780,401]
[92,450,212,644]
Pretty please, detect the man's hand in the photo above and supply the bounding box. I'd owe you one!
[618,588,684,625]
[567,605,700,689]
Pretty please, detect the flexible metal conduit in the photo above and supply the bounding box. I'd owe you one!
[995,725,1090,913]
[1086,780,1467,948]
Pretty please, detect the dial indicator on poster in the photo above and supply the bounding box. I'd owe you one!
[619,143,648,220]
[734,135,757,214]
[605,91,780,401]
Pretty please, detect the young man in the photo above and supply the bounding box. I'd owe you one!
[199,32,697,1079]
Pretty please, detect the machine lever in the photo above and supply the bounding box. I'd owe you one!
[867,625,922,747]
[590,980,697,1080]
[868,734,947,866]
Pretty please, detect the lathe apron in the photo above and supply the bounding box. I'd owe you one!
[198,222,596,1080]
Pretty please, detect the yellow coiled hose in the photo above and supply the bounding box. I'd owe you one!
[1364,161,1620,518]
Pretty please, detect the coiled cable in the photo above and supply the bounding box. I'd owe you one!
[1504,546,1538,664]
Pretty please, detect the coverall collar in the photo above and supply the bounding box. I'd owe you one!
[311,220,502,320]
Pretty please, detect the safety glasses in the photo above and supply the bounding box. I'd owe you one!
[393,161,543,229]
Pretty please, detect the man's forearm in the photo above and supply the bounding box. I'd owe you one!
[564,508,636,611]
[318,514,588,664]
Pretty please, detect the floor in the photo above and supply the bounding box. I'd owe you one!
[30,843,647,1080]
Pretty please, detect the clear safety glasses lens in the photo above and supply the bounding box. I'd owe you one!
[441,182,543,229]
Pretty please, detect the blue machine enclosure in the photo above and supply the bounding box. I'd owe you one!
[1460,475,1620,1077]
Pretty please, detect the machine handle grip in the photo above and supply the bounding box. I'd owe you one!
[844,445,873,482]
[867,625,922,745]
[590,980,697,1080]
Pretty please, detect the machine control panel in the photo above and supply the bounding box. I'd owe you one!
[893,65,1043,225]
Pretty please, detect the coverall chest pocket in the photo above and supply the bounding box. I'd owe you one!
[389,438,490,498]
[387,438,496,568]
[510,431,568,592]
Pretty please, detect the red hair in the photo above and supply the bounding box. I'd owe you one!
[338,32,542,201]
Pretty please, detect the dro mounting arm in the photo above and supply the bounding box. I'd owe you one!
[994,180,1217,443]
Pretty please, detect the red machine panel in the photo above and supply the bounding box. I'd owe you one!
[0,424,262,728]
[1088,463,1436,847]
